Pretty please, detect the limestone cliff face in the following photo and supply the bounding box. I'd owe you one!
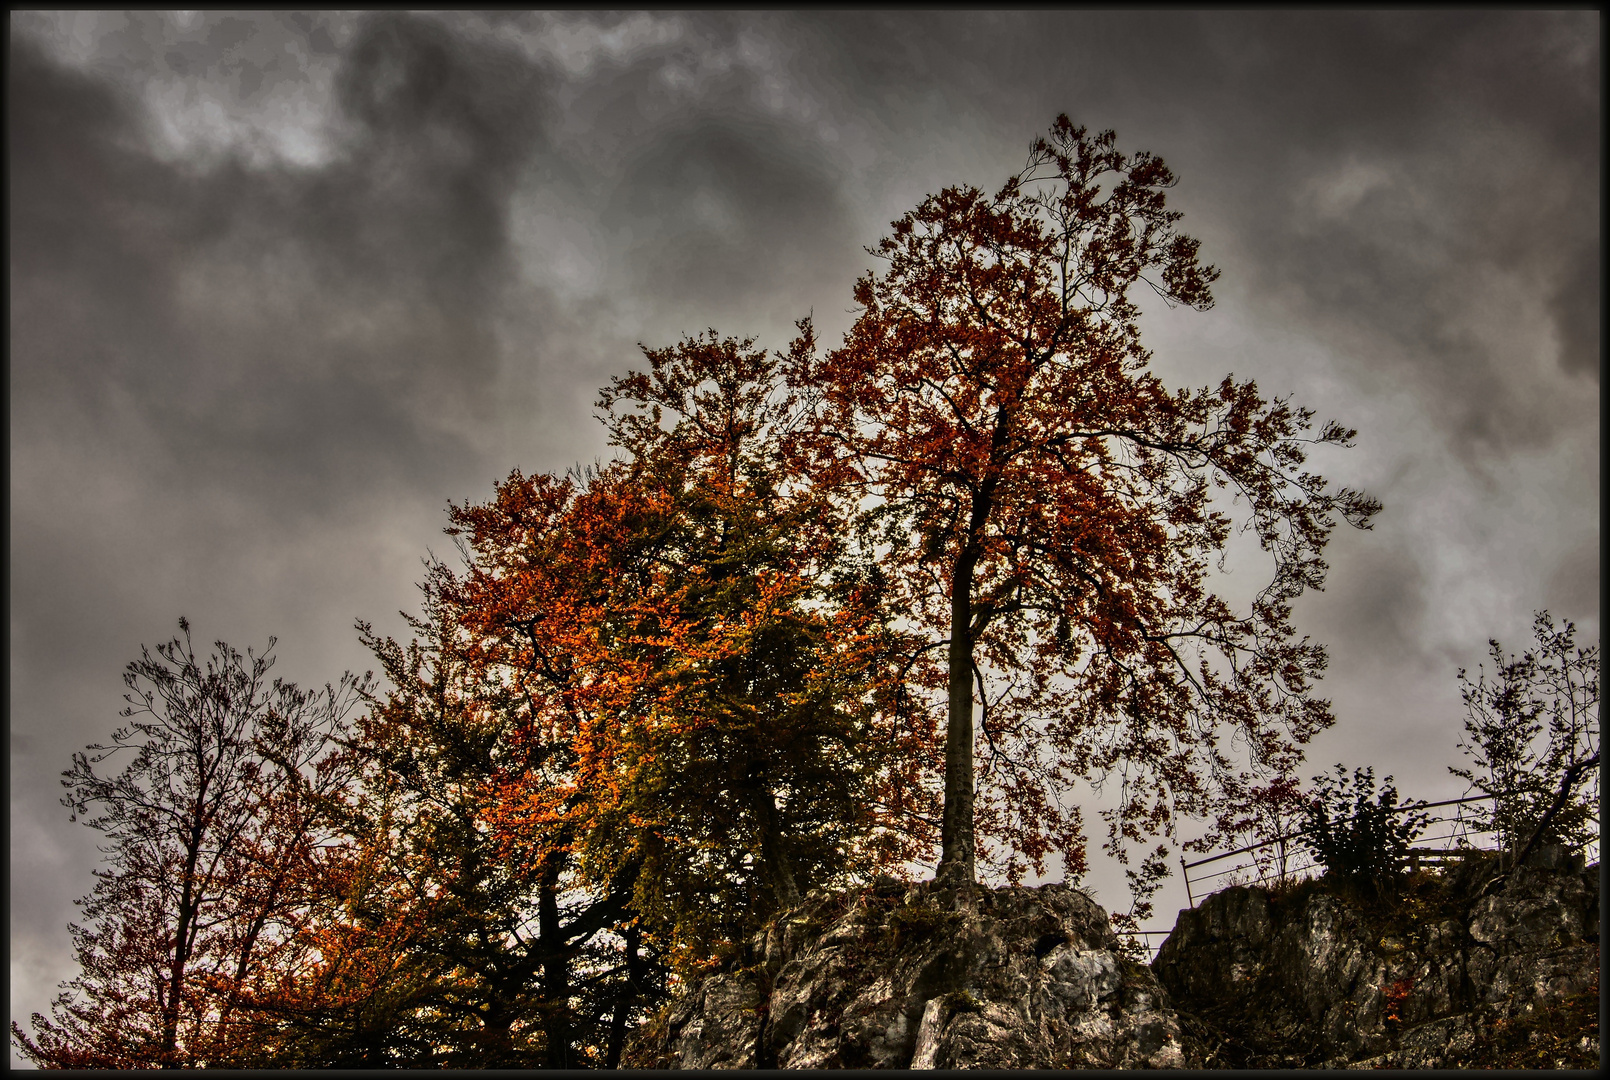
[1153,854,1600,1068]
[630,877,1197,1069]
[632,855,1600,1070]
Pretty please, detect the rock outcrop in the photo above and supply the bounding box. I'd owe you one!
[632,853,1599,1069]
[1152,853,1600,1068]
[630,877,1198,1069]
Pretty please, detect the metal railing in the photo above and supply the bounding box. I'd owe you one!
[1109,789,1599,962]
[1178,792,1600,908]
[1111,928,1173,963]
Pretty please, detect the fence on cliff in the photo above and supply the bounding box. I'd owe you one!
[1112,790,1599,963]
[1177,791,1599,909]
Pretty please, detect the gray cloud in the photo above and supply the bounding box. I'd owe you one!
[605,116,857,321]
[10,14,556,518]
[10,21,560,1052]
[1548,238,1602,380]
[1308,535,1433,671]
[1545,540,1603,630]
[773,10,1600,458]
[1175,12,1600,450]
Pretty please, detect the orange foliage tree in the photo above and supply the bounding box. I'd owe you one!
[214,554,652,1068]
[330,579,644,1068]
[223,768,449,1066]
[443,333,937,977]
[241,332,937,1067]
[785,116,1380,895]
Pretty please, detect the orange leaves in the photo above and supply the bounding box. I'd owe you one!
[1382,976,1415,1030]
[390,331,942,982]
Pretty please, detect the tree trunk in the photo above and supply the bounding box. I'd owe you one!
[753,782,802,913]
[1508,751,1600,877]
[604,921,643,1069]
[935,549,978,897]
[163,805,208,1068]
[538,863,572,1068]
[935,407,1012,899]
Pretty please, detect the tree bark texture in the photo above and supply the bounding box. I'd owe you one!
[937,548,978,896]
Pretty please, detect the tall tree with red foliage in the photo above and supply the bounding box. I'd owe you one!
[786,117,1380,896]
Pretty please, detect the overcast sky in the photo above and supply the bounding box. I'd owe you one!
[8,11,1599,1058]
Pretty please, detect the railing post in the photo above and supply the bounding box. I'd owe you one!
[1181,854,1193,909]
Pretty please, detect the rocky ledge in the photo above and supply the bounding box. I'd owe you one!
[629,876,1196,1069]
[1154,852,1600,1068]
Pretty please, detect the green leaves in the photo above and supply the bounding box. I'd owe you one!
[1299,765,1429,892]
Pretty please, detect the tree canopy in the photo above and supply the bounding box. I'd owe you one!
[17,115,1395,1066]
[439,332,932,980]
[785,117,1380,893]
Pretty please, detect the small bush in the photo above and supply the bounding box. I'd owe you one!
[1299,765,1429,894]
[943,990,983,1013]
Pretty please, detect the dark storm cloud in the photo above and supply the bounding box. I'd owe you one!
[10,14,551,522]
[8,2,560,841]
[508,13,864,335]
[329,15,544,298]
[606,116,857,319]
[793,11,1599,450]
[1548,240,1601,380]
[10,21,560,1040]
[1308,534,1432,670]
[1175,12,1600,437]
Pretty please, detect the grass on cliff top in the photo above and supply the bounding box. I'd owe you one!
[1258,865,1465,935]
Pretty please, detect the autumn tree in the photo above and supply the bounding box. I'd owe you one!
[445,333,935,978]
[11,619,369,1068]
[307,575,645,1068]
[589,332,933,926]
[786,116,1380,897]
[285,333,931,1067]
[223,768,451,1067]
